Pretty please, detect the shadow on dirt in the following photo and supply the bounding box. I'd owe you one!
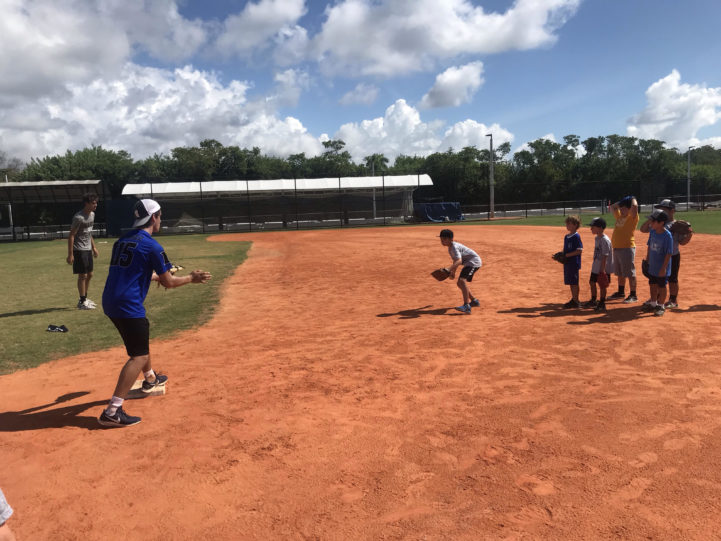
[500,302,660,324]
[500,302,721,324]
[377,305,466,319]
[0,392,106,432]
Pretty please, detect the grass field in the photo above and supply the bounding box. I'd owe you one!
[464,208,721,233]
[2,209,718,374]
[0,234,250,374]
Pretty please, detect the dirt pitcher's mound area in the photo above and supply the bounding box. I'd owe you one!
[2,225,721,540]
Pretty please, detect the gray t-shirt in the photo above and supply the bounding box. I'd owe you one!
[71,210,95,251]
[0,487,12,524]
[666,220,682,256]
[592,234,613,274]
[449,241,482,268]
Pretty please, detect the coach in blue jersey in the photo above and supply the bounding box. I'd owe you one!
[98,199,212,428]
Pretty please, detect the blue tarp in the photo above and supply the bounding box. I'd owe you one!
[414,202,463,222]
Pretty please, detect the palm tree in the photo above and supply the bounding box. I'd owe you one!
[364,153,389,176]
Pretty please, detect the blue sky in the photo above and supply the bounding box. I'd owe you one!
[1,0,719,164]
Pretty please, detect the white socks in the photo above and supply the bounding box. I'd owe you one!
[106,396,124,416]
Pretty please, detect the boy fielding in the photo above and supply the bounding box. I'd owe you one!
[98,199,212,427]
[438,229,482,314]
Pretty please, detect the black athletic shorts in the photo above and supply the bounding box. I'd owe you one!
[72,250,94,274]
[459,266,480,282]
[109,317,150,357]
[668,253,681,284]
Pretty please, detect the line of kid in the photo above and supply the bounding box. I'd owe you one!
[562,215,614,311]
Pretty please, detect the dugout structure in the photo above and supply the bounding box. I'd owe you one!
[0,180,105,241]
[120,175,433,233]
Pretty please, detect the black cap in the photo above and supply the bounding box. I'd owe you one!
[654,198,676,210]
[439,229,454,238]
[589,217,606,229]
[649,209,668,222]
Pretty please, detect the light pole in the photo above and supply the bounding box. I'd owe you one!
[687,146,694,211]
[486,133,494,218]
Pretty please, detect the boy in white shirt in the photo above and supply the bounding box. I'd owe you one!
[439,229,482,314]
[582,217,613,312]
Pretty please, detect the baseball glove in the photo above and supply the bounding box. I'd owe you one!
[552,251,567,264]
[431,267,451,281]
[641,259,651,279]
[670,220,693,238]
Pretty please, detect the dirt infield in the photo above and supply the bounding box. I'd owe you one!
[2,225,721,540]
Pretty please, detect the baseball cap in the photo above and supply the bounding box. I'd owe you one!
[589,217,606,229]
[132,199,161,228]
[648,209,668,222]
[439,229,454,238]
[654,198,676,210]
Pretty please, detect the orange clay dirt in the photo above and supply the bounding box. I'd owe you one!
[2,225,721,540]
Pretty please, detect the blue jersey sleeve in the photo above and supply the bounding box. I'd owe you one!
[151,245,173,276]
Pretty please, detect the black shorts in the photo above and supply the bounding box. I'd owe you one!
[73,250,94,274]
[459,266,480,282]
[109,317,150,357]
[648,275,669,287]
[668,253,681,284]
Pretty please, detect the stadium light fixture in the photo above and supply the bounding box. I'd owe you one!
[486,134,494,218]
[687,146,694,211]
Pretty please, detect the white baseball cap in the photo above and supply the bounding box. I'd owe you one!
[132,199,161,228]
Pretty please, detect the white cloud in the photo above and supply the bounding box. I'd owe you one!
[214,0,307,58]
[312,0,581,76]
[419,62,484,109]
[0,0,129,101]
[269,68,311,107]
[336,100,442,161]
[0,0,211,106]
[335,99,514,162]
[441,120,513,151]
[99,0,208,62]
[0,64,322,161]
[628,70,721,149]
[273,25,311,66]
[339,83,380,106]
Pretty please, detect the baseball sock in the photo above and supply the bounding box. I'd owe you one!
[144,369,156,382]
[617,286,625,295]
[669,295,677,302]
[630,290,636,297]
[80,296,87,303]
[106,396,124,416]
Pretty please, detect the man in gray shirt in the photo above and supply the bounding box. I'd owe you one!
[67,193,99,309]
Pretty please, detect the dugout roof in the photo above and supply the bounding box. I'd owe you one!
[0,180,102,204]
[121,175,433,198]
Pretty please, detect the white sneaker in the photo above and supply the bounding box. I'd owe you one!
[77,300,96,310]
[85,299,97,308]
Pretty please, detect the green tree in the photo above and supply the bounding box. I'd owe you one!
[363,153,389,175]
